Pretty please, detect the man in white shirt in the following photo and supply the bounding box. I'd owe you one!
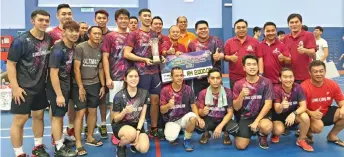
[313,26,328,62]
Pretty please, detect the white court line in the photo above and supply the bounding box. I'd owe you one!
[0,132,114,139]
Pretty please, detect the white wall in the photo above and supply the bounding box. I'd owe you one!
[1,0,25,29]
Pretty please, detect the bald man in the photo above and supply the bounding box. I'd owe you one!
[176,16,197,49]
[160,25,187,56]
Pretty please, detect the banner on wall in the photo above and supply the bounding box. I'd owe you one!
[160,50,213,83]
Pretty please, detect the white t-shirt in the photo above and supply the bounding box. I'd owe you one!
[315,38,328,62]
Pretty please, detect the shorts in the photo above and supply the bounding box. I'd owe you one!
[236,113,271,139]
[112,121,145,139]
[272,111,293,124]
[322,106,338,126]
[138,74,161,95]
[47,88,70,117]
[10,88,49,115]
[108,81,124,103]
[164,112,197,141]
[73,83,101,111]
[187,77,209,97]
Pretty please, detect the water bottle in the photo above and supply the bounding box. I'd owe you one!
[144,120,148,133]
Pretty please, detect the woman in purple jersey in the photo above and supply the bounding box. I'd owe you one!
[111,67,150,157]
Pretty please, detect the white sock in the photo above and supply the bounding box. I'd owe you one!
[55,138,64,150]
[34,137,43,146]
[68,124,74,128]
[14,147,24,156]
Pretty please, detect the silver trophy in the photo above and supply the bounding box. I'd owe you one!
[151,38,161,64]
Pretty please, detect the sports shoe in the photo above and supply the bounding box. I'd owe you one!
[116,145,126,157]
[296,139,314,152]
[258,133,269,149]
[149,128,165,140]
[183,139,194,152]
[54,145,77,157]
[130,146,138,153]
[17,153,29,157]
[98,125,108,139]
[31,144,49,157]
[271,135,280,143]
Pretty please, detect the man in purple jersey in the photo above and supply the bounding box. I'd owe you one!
[197,68,237,145]
[160,67,205,152]
[271,68,313,151]
[123,8,165,139]
[233,54,273,150]
[7,10,52,157]
[102,8,131,143]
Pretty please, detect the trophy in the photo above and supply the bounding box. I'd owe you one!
[151,38,161,64]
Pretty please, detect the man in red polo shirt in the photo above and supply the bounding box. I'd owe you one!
[257,22,291,84]
[224,19,260,89]
[160,25,187,56]
[283,13,316,84]
[301,60,344,147]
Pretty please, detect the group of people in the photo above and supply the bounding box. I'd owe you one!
[6,3,344,157]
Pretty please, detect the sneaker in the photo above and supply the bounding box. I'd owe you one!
[130,146,138,153]
[63,127,76,141]
[17,153,29,157]
[183,139,194,152]
[112,134,120,145]
[258,133,269,149]
[54,145,77,157]
[296,139,314,152]
[149,128,165,140]
[271,135,280,143]
[31,144,50,157]
[116,145,126,157]
[63,138,76,148]
[98,125,108,139]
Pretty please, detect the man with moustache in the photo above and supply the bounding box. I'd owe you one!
[160,25,187,56]
[129,16,138,32]
[176,16,197,49]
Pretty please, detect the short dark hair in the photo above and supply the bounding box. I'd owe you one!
[309,60,326,71]
[277,31,285,36]
[31,9,50,19]
[302,25,308,31]
[115,9,130,21]
[171,67,183,76]
[315,26,323,32]
[176,16,187,23]
[152,16,163,25]
[139,8,151,16]
[129,16,138,21]
[208,68,222,77]
[79,21,87,24]
[253,27,261,33]
[195,20,208,30]
[95,9,109,18]
[57,4,70,12]
[87,26,102,34]
[242,54,258,65]
[63,21,80,32]
[234,19,248,27]
[279,67,294,77]
[287,13,303,23]
[263,22,276,30]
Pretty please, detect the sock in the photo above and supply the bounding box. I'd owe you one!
[101,122,106,126]
[34,137,43,146]
[14,147,24,156]
[184,131,192,140]
[55,138,64,150]
[68,124,74,128]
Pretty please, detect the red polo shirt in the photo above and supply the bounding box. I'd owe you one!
[160,40,187,55]
[224,36,259,81]
[283,30,316,81]
[257,39,290,84]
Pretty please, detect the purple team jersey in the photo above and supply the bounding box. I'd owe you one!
[197,87,233,122]
[160,84,195,122]
[102,31,131,81]
[273,83,306,113]
[126,29,159,75]
[233,77,274,119]
[113,88,149,122]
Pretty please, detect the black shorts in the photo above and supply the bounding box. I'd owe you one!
[236,113,272,139]
[138,74,161,95]
[203,116,225,132]
[272,111,293,124]
[10,88,49,115]
[47,87,70,118]
[112,121,144,139]
[73,83,101,111]
[322,106,338,126]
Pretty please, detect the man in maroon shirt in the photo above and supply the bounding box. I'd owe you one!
[151,16,169,45]
[160,25,187,56]
[224,19,260,89]
[48,4,72,43]
[257,22,291,84]
[94,10,112,36]
[283,13,316,83]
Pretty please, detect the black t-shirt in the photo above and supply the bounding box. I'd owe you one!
[113,88,149,123]
[47,41,75,93]
[7,31,53,93]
